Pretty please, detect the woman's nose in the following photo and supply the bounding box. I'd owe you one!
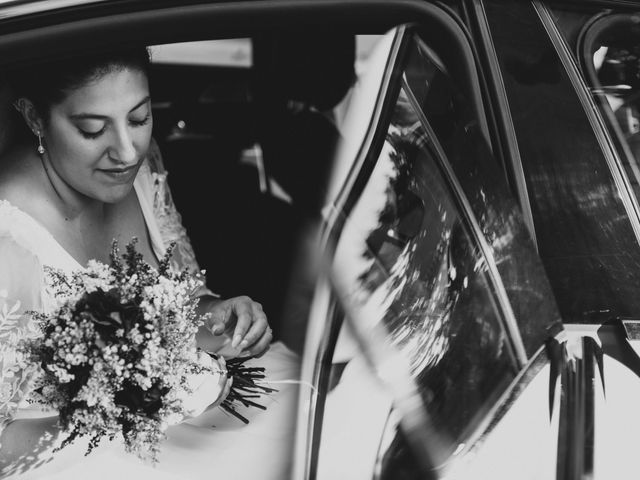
[111,126,137,165]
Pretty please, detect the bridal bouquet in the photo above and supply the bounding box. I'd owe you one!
[22,240,272,463]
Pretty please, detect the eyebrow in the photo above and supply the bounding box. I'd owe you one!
[69,96,151,120]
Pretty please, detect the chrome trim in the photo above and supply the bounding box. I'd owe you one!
[555,336,597,480]
[533,1,640,249]
[293,27,406,480]
[458,344,550,460]
[292,278,334,480]
[324,26,406,231]
[471,0,538,249]
[401,74,529,367]
[582,338,596,478]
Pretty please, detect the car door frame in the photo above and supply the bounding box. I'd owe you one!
[295,7,565,479]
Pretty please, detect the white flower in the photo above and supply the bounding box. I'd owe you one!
[0,382,13,403]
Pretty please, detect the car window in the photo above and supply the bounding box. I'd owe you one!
[402,33,560,354]
[573,11,640,201]
[332,79,519,467]
[486,0,640,324]
[313,25,563,479]
[151,39,253,67]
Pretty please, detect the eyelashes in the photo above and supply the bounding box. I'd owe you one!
[79,128,105,140]
[130,114,151,127]
[78,114,151,140]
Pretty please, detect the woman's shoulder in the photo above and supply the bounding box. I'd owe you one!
[0,146,57,254]
[0,144,45,206]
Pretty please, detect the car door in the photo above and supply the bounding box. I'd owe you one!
[296,15,565,479]
[448,1,640,477]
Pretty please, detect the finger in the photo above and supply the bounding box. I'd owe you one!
[231,298,254,348]
[238,304,268,351]
[244,328,273,358]
[217,356,227,373]
[208,301,231,335]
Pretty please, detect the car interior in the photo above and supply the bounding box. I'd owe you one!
[145,32,363,353]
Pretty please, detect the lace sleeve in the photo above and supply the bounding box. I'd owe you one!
[0,236,45,445]
[145,140,219,299]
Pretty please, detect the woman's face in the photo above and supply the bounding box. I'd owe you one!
[41,67,152,204]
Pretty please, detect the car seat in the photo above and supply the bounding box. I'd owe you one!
[252,30,356,216]
[251,30,356,349]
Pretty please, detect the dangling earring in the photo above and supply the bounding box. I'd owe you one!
[36,131,45,155]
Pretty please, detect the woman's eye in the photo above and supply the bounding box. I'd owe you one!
[129,114,151,127]
[78,127,105,139]
[77,121,106,139]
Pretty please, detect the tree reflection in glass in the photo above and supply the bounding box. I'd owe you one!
[333,85,518,465]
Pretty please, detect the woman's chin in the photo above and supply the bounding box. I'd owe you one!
[90,183,135,204]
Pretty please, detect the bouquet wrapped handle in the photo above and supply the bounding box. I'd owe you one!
[206,353,277,424]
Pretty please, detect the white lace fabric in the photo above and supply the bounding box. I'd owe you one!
[141,140,218,300]
[0,223,50,447]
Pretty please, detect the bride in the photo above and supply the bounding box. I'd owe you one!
[0,48,300,479]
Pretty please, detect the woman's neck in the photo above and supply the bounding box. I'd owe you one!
[37,150,107,223]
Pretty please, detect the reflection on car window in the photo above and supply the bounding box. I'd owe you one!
[488,1,640,324]
[404,34,561,351]
[584,14,640,201]
[316,25,562,479]
[333,54,518,472]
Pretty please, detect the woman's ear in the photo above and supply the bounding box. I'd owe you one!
[13,97,43,136]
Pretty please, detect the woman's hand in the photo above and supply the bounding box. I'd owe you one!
[208,296,273,357]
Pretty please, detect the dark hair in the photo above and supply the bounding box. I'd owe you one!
[11,47,151,120]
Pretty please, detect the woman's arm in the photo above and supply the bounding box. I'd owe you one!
[0,239,65,472]
[144,142,273,357]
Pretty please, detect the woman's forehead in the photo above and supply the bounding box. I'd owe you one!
[59,68,149,114]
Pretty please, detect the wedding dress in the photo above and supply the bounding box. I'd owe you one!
[0,145,300,479]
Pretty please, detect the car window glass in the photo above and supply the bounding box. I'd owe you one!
[321,29,541,476]
[486,0,640,324]
[151,39,252,67]
[402,34,561,351]
[575,12,640,201]
[333,79,519,466]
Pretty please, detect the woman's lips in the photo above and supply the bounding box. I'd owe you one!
[98,163,139,181]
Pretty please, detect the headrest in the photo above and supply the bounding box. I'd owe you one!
[252,31,356,111]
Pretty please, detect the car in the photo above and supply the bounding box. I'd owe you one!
[2,0,640,479]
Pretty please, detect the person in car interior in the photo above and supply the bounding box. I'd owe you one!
[0,47,299,479]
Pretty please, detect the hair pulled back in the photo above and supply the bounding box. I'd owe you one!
[11,47,151,120]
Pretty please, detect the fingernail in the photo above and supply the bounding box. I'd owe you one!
[232,335,242,348]
[239,339,248,349]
